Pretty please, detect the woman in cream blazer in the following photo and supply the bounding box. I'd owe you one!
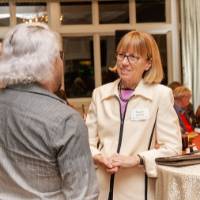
[86,31,182,200]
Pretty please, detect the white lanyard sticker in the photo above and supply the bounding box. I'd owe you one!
[131,108,149,121]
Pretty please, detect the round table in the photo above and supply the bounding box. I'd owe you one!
[156,164,200,200]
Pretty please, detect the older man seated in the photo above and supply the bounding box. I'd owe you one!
[173,86,194,133]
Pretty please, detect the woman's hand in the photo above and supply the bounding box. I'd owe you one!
[111,153,140,168]
[93,154,112,168]
[93,154,120,174]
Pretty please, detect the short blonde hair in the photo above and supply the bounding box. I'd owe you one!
[173,86,192,99]
[116,31,163,84]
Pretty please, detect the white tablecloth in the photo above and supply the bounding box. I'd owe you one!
[156,164,200,200]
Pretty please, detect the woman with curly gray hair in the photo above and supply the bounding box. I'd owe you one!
[0,23,62,90]
[0,23,98,200]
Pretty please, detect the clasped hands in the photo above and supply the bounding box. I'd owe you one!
[94,153,140,174]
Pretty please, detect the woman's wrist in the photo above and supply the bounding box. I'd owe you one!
[93,153,103,164]
[137,154,144,165]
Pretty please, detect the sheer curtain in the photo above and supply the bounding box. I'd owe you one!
[180,0,200,111]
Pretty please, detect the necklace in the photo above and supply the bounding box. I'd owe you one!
[118,83,134,102]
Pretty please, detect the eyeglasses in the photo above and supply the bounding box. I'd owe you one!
[116,53,140,64]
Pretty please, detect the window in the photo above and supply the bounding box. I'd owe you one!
[16,2,47,24]
[60,1,92,25]
[136,0,165,22]
[0,3,9,26]
[63,36,95,98]
[0,1,180,106]
[100,36,118,84]
[99,0,129,24]
[153,34,168,84]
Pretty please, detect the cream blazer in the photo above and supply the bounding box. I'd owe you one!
[86,79,182,200]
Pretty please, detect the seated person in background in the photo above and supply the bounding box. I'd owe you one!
[169,81,196,127]
[173,86,194,133]
[168,81,182,91]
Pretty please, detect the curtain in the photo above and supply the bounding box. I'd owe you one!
[180,0,200,111]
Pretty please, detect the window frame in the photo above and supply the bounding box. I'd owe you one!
[0,0,181,108]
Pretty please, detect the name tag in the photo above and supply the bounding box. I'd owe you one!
[131,108,149,121]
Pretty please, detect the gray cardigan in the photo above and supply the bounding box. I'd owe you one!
[0,84,98,200]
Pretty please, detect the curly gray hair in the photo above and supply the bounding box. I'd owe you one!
[0,22,61,88]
